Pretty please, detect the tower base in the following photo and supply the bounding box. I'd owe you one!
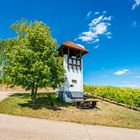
[57,91,83,103]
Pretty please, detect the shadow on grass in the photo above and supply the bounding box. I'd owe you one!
[10,93,72,110]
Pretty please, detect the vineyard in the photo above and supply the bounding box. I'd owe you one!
[84,85,140,108]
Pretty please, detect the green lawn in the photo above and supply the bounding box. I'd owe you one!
[0,93,140,129]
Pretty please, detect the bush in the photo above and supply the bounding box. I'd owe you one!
[46,94,57,107]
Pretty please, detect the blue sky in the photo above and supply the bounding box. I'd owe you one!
[0,0,140,88]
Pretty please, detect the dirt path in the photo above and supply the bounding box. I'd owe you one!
[0,91,16,101]
[0,113,139,140]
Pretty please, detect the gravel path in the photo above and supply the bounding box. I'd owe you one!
[0,114,140,140]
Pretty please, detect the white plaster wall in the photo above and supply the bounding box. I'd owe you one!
[63,54,83,92]
[57,54,84,102]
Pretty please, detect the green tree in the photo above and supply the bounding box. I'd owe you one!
[2,19,65,104]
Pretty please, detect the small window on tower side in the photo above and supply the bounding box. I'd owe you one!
[72,80,77,84]
[73,66,76,71]
[73,59,76,64]
[69,58,72,64]
[77,60,80,65]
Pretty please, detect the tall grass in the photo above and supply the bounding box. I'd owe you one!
[84,85,140,108]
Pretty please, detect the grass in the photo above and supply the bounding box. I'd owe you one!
[0,93,140,129]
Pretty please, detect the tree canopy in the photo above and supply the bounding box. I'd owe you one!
[1,19,65,103]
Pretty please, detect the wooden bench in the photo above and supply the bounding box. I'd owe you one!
[74,99,98,109]
[65,91,98,109]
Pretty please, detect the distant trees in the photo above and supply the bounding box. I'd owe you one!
[1,19,65,104]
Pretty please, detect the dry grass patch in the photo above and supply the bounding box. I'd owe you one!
[0,93,139,129]
[0,84,55,92]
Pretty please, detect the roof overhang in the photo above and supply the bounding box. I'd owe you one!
[57,41,89,55]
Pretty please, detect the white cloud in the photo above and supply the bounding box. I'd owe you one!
[87,11,92,18]
[103,11,107,14]
[95,23,107,34]
[94,45,99,49]
[103,16,112,21]
[132,0,140,9]
[94,11,100,15]
[107,36,112,39]
[89,16,104,26]
[114,69,129,76]
[93,38,100,43]
[78,31,95,42]
[105,32,112,39]
[77,13,112,43]
[105,32,112,36]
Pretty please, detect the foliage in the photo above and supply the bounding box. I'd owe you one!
[46,94,57,107]
[0,77,2,84]
[1,19,65,104]
[84,85,140,108]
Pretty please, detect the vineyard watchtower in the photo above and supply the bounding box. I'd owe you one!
[57,41,88,102]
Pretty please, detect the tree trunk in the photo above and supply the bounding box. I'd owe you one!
[31,82,38,106]
[31,82,35,97]
[34,83,38,100]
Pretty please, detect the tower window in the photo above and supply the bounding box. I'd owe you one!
[72,80,77,83]
[68,57,81,71]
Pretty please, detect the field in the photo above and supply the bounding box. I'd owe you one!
[0,84,54,92]
[0,93,140,129]
[84,85,140,108]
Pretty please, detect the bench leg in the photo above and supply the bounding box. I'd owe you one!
[76,102,81,108]
[92,102,97,108]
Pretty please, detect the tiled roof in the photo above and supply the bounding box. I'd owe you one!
[58,41,88,55]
